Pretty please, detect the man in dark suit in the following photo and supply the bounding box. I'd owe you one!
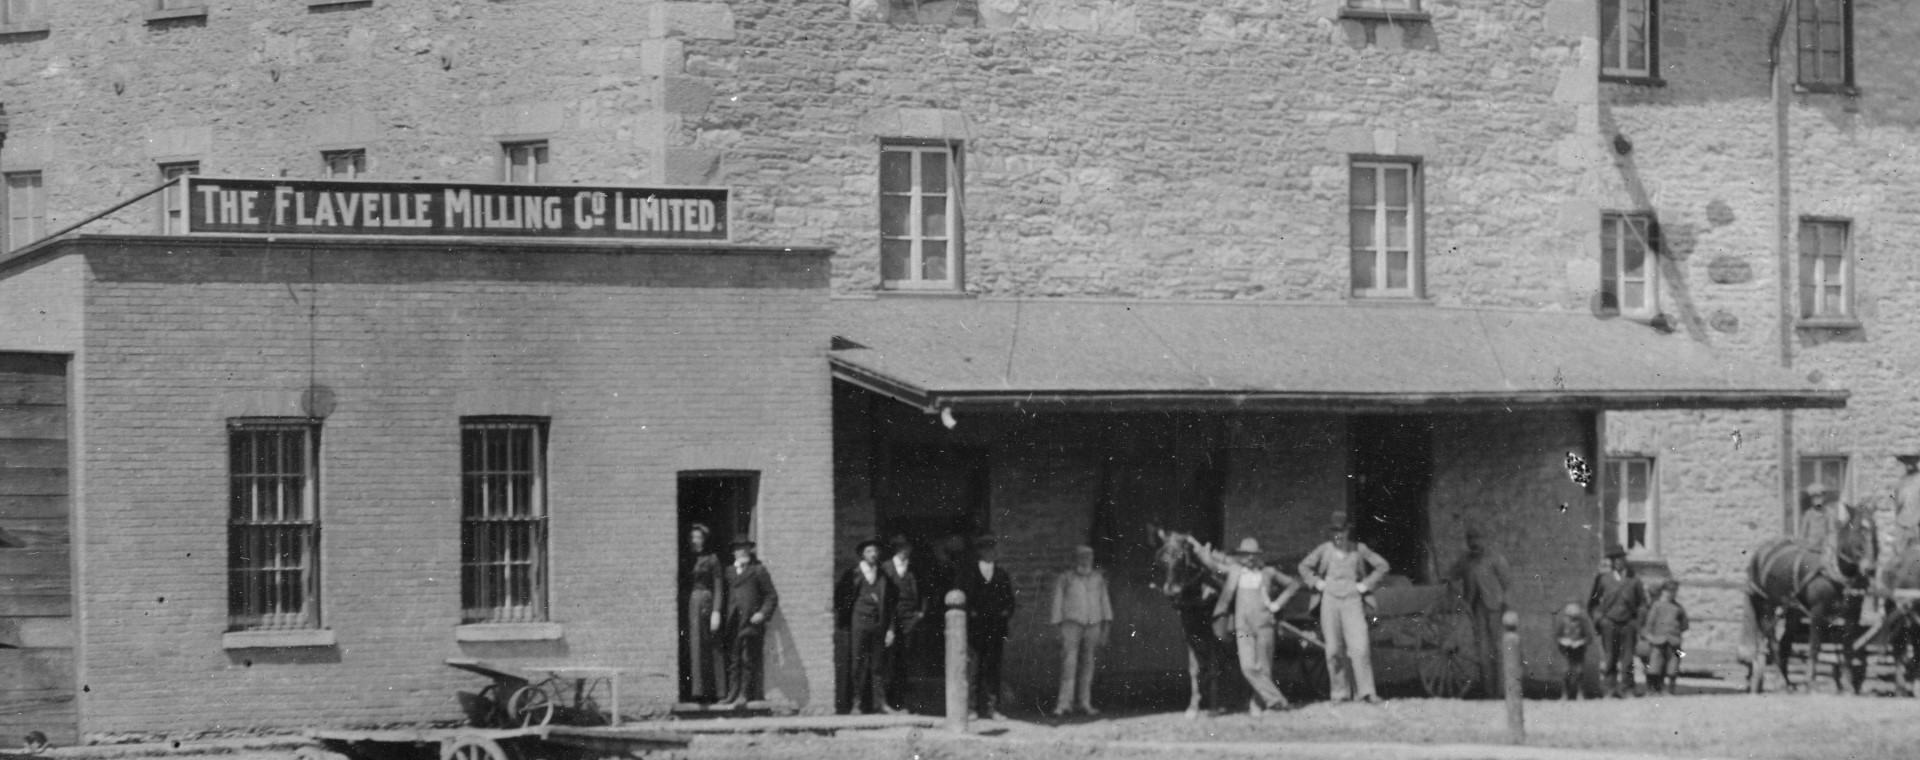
[882,535,923,713]
[719,538,779,709]
[1587,542,1645,699]
[835,537,897,714]
[953,534,1016,720]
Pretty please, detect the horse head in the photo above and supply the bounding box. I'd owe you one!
[1835,501,1880,582]
[1151,526,1206,600]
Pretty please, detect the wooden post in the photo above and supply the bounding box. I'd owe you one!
[945,590,969,733]
[1502,610,1524,745]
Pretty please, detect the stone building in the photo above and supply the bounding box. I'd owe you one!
[0,0,1905,739]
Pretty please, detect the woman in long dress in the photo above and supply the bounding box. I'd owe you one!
[683,524,725,702]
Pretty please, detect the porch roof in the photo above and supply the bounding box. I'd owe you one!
[829,297,1847,413]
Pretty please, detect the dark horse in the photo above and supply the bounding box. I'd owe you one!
[1151,527,1231,718]
[1879,542,1920,696]
[1746,502,1878,693]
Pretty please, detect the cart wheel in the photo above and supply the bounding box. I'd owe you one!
[507,685,557,727]
[441,736,509,760]
[1416,614,1479,698]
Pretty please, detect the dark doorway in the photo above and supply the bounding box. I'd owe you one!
[1348,415,1434,583]
[874,443,989,557]
[676,470,759,703]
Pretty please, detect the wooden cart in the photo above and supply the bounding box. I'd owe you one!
[1268,580,1480,699]
[446,659,624,728]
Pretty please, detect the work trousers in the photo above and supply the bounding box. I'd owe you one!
[969,623,1008,714]
[722,622,765,703]
[1596,621,1637,693]
[1320,595,1378,701]
[1056,622,1104,710]
[1232,624,1289,710]
[848,621,888,713]
[1647,642,1681,691]
[883,621,917,711]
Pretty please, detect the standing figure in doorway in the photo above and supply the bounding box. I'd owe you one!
[1587,542,1645,698]
[1050,545,1113,716]
[883,535,923,713]
[719,538,779,709]
[1445,525,1511,698]
[1190,535,1301,714]
[954,534,1017,720]
[1299,511,1391,704]
[835,538,897,714]
[681,523,725,704]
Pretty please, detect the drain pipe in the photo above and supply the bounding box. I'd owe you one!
[1770,0,1797,533]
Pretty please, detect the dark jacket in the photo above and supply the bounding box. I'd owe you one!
[884,559,924,634]
[722,560,779,629]
[952,560,1016,636]
[1587,568,1644,627]
[1555,609,1595,648]
[834,562,897,633]
[1641,598,1688,646]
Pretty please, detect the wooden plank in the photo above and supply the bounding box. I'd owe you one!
[0,596,70,617]
[0,469,64,496]
[0,617,73,648]
[0,408,63,441]
[0,440,64,469]
[0,575,70,595]
[0,549,67,578]
[0,495,65,521]
[0,354,68,378]
[0,374,64,405]
[0,519,68,548]
[0,649,73,691]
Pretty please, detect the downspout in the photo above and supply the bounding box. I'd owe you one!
[1770,0,1797,533]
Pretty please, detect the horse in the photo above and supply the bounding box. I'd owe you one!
[1745,502,1878,694]
[1879,542,1920,696]
[1150,527,1231,718]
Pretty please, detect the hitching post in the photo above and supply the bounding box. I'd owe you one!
[1502,610,1524,744]
[945,590,969,733]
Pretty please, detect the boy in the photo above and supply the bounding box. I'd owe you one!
[1554,601,1594,700]
[1641,579,1688,696]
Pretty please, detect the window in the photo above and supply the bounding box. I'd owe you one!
[153,0,201,9]
[1604,457,1657,554]
[1600,0,1656,80]
[1798,218,1851,320]
[879,142,961,290]
[159,161,198,234]
[461,418,548,624]
[1799,455,1850,510]
[502,142,549,184]
[228,421,321,632]
[5,172,45,253]
[323,149,366,179]
[1345,0,1419,10]
[1349,160,1420,298]
[1,0,39,25]
[1796,0,1851,90]
[1600,212,1659,317]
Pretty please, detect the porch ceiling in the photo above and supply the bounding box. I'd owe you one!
[828,297,1847,413]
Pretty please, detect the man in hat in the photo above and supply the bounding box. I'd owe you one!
[882,535,923,713]
[1050,545,1113,716]
[835,537,898,714]
[719,538,779,709]
[1190,535,1301,714]
[1445,525,1511,698]
[1892,455,1920,556]
[1586,542,1645,698]
[1300,512,1391,703]
[952,534,1017,719]
[1797,483,1838,554]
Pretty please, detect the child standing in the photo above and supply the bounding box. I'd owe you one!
[1554,602,1595,700]
[1641,579,1688,695]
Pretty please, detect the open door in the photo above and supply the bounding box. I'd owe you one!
[1348,415,1435,583]
[676,471,758,702]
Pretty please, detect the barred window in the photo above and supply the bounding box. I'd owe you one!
[228,421,321,631]
[502,142,550,184]
[461,418,549,624]
[323,149,367,179]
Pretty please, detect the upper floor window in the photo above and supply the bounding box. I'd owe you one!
[229,420,321,632]
[502,141,549,184]
[1799,455,1850,508]
[461,418,549,624]
[1797,0,1852,91]
[1798,218,1852,320]
[1600,0,1656,80]
[323,149,366,180]
[5,171,46,253]
[1604,457,1657,555]
[1349,159,1420,298]
[1600,212,1659,318]
[879,142,961,290]
[159,161,199,235]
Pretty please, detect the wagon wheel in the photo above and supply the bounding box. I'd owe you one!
[506,684,557,727]
[1415,610,1480,698]
[441,736,509,760]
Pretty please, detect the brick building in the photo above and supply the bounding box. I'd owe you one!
[0,0,1908,739]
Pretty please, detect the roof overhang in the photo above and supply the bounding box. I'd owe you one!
[830,297,1848,415]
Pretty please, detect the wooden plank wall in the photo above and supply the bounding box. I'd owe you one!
[0,353,74,747]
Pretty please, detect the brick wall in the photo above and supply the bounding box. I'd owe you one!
[58,238,833,734]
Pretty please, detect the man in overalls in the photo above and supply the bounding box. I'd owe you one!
[1299,511,1391,704]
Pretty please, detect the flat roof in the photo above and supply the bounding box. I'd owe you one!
[830,297,1847,413]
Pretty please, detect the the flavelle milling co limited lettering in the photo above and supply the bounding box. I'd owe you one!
[185,178,729,239]
[443,189,720,233]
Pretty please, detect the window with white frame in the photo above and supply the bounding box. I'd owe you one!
[1600,0,1656,79]
[5,171,46,253]
[323,149,366,179]
[461,418,549,624]
[502,141,549,184]
[1798,218,1851,320]
[228,420,321,632]
[1797,0,1851,90]
[1600,212,1659,317]
[879,142,961,290]
[159,161,198,234]
[1799,455,1849,511]
[1349,160,1420,298]
[1604,457,1657,554]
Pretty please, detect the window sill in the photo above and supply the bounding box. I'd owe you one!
[1793,83,1859,97]
[1797,317,1862,331]
[455,622,563,642]
[874,287,973,299]
[223,629,336,649]
[0,20,50,35]
[1337,8,1431,22]
[307,0,373,11]
[1601,74,1666,88]
[144,6,208,22]
[1345,296,1434,307]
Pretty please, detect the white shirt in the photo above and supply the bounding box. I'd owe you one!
[892,556,909,577]
[1237,568,1264,589]
[978,560,995,582]
[858,561,877,585]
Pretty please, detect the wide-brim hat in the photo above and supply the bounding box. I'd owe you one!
[855,537,885,554]
[973,534,999,549]
[1325,511,1352,533]
[1897,454,1920,464]
[730,538,758,550]
[1803,483,1834,500]
[1604,543,1628,559]
[1229,537,1263,556]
